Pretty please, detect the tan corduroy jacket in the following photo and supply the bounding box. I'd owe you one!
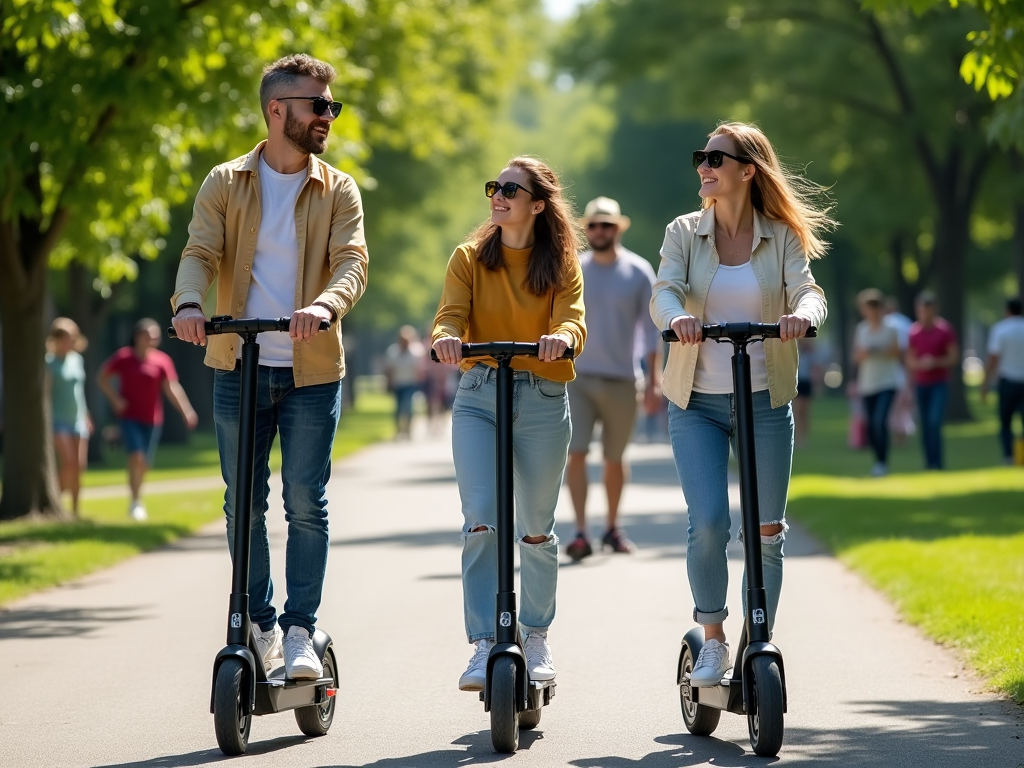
[171,141,367,387]
[650,207,827,409]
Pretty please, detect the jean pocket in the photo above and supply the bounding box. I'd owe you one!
[458,366,486,391]
[535,377,567,399]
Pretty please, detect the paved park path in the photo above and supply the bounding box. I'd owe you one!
[1,425,1021,767]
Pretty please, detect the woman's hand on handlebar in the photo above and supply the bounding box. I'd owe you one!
[538,333,570,362]
[172,307,208,346]
[778,314,811,343]
[433,336,463,365]
[669,315,703,345]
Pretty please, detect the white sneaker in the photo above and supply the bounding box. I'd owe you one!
[254,624,283,672]
[283,626,323,680]
[690,639,731,687]
[524,631,555,681]
[458,639,494,691]
[129,501,147,521]
[871,462,888,477]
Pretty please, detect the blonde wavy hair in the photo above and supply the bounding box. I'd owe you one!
[704,122,836,260]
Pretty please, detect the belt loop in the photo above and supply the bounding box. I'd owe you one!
[529,370,537,388]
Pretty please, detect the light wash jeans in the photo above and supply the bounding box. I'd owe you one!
[668,390,794,634]
[213,365,342,636]
[452,364,571,642]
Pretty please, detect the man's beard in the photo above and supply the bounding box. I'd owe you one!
[587,233,615,251]
[284,107,328,155]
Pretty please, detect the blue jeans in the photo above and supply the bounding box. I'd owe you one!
[863,388,896,465]
[668,390,793,633]
[997,378,1024,459]
[452,364,571,641]
[213,366,342,635]
[916,382,948,469]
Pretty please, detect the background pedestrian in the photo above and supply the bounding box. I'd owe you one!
[45,318,92,516]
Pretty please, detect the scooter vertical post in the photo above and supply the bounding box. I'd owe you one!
[226,334,260,647]
[731,339,770,645]
[494,357,517,646]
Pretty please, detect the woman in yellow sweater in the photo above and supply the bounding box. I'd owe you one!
[432,156,586,692]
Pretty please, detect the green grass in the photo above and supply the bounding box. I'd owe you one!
[789,394,1024,702]
[82,390,394,487]
[0,489,224,605]
[0,390,395,606]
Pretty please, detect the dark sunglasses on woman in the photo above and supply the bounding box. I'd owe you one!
[692,149,753,169]
[276,96,344,118]
[485,180,535,199]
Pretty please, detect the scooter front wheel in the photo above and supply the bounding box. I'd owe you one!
[747,655,784,756]
[679,645,721,736]
[489,656,519,753]
[295,647,337,737]
[213,658,251,755]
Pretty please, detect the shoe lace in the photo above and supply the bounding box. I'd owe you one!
[470,639,493,668]
[524,633,552,666]
[696,641,726,669]
[284,633,313,658]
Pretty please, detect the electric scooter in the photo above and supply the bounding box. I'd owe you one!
[169,316,338,756]
[432,342,572,753]
[662,322,815,758]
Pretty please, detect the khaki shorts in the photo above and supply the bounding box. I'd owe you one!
[568,374,639,462]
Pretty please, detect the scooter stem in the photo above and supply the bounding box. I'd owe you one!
[227,334,260,647]
[732,342,771,645]
[494,356,518,645]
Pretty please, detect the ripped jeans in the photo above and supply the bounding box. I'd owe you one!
[668,390,794,634]
[452,364,571,642]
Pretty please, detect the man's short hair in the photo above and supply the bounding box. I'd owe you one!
[916,290,937,306]
[1008,297,1023,316]
[260,54,336,125]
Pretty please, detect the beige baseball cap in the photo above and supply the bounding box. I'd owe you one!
[580,196,631,232]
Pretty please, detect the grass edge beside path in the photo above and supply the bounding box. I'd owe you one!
[0,393,395,607]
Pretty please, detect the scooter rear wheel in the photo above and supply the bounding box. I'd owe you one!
[679,645,721,736]
[295,647,337,737]
[213,658,251,755]
[489,656,519,753]
[747,655,784,756]
[518,707,542,730]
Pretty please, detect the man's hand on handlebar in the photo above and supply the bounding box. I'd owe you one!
[538,333,571,362]
[291,305,333,342]
[669,315,703,345]
[433,336,463,365]
[778,314,811,343]
[172,306,208,346]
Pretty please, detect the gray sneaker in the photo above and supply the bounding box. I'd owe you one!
[690,639,731,687]
[254,624,282,672]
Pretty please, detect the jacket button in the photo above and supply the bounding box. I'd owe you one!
[250,227,255,233]
[244,265,250,271]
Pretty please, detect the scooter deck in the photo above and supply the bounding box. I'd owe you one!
[688,671,745,715]
[254,670,335,715]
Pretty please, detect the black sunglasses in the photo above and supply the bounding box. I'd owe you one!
[485,180,535,199]
[587,222,616,230]
[276,96,344,118]
[692,149,753,169]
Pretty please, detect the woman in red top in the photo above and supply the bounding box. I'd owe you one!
[98,318,198,519]
[906,292,959,470]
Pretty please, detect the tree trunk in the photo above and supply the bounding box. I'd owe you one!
[932,198,971,422]
[0,242,66,521]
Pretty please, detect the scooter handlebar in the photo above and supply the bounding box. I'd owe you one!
[430,341,575,363]
[661,322,816,343]
[167,316,330,339]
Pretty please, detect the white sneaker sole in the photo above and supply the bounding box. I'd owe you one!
[528,669,556,681]
[285,662,322,680]
[459,675,485,691]
[689,668,729,687]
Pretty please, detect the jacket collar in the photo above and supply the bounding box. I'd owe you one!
[695,204,775,241]
[236,140,326,195]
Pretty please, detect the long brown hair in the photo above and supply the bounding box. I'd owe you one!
[469,156,583,295]
[704,122,837,260]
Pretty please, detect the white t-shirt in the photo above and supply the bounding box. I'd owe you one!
[988,315,1024,382]
[855,321,901,395]
[386,343,425,387]
[692,261,768,394]
[240,156,307,366]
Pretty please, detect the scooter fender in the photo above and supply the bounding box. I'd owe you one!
[210,644,257,714]
[741,642,788,714]
[484,643,529,713]
[677,627,707,685]
[311,628,333,665]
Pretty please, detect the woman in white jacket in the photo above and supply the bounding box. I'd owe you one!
[650,122,832,687]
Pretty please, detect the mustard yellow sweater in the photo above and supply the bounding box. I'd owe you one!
[432,243,586,382]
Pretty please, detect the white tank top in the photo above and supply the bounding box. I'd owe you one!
[692,261,769,394]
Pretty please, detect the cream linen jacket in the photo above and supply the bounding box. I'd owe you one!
[171,141,367,387]
[650,207,827,409]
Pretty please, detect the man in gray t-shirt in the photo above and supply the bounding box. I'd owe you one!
[566,197,662,561]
